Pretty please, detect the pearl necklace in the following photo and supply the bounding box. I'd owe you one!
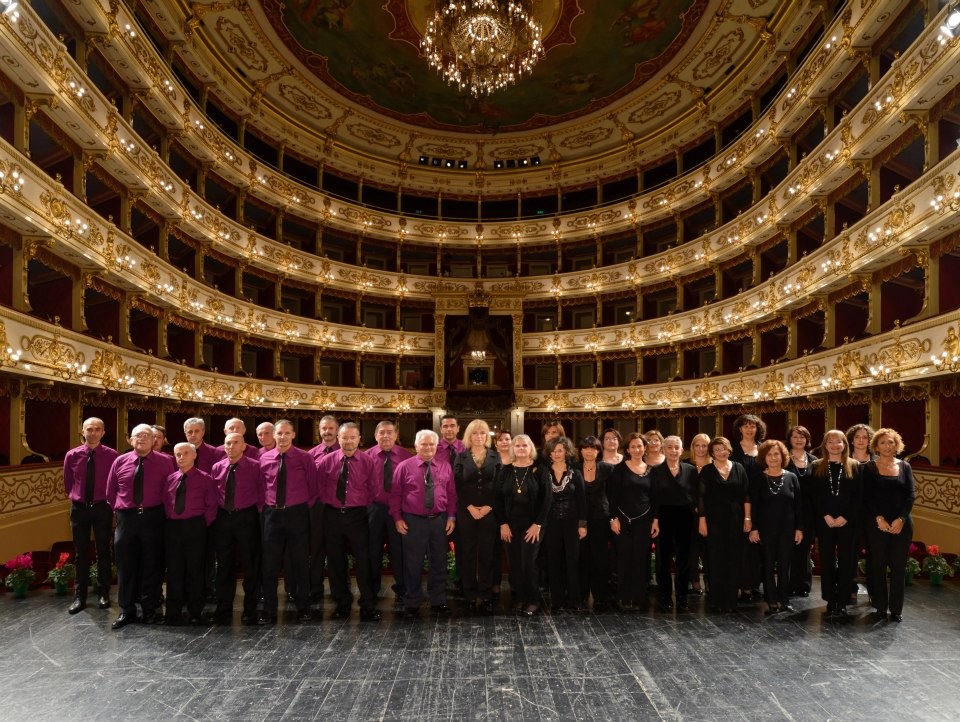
[828,462,844,496]
[765,472,784,495]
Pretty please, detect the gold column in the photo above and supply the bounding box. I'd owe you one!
[927,392,940,465]
[512,311,524,389]
[817,294,835,348]
[72,273,89,332]
[118,294,135,349]
[434,312,446,388]
[863,276,881,336]
[12,240,33,312]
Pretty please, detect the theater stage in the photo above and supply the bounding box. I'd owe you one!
[1,581,958,720]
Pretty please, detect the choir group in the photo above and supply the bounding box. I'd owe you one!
[61,412,915,628]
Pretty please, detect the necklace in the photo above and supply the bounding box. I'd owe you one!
[513,465,530,494]
[715,461,731,479]
[471,450,486,467]
[765,472,784,495]
[828,462,844,496]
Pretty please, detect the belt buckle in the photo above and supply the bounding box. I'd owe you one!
[137,507,145,515]
[340,507,348,514]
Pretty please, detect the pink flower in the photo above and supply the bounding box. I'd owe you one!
[928,544,940,557]
[4,553,33,571]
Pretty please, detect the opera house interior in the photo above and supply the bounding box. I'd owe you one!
[1,0,960,718]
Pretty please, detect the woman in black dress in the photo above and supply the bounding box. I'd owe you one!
[748,439,803,614]
[862,428,915,622]
[652,435,698,612]
[846,424,876,465]
[608,432,657,610]
[811,429,861,617]
[495,434,550,617]
[786,425,818,597]
[698,436,750,613]
[577,435,614,611]
[542,437,587,611]
[732,413,766,601]
[454,419,501,613]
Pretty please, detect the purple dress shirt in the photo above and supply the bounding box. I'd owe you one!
[365,444,414,505]
[257,446,276,459]
[163,467,218,525]
[309,441,341,462]
[194,441,227,474]
[317,449,377,508]
[217,444,260,460]
[211,455,265,512]
[63,443,119,502]
[390,455,458,521]
[261,445,318,507]
[106,450,177,510]
[437,438,466,469]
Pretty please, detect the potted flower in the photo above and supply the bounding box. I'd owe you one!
[3,552,36,599]
[46,552,75,595]
[921,545,954,586]
[904,557,921,585]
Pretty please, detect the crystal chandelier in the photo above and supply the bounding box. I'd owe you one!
[422,1,543,98]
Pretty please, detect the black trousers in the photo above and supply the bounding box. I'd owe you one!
[309,501,325,599]
[578,516,610,606]
[790,536,813,594]
[506,518,542,606]
[114,506,164,615]
[816,521,858,607]
[656,505,693,603]
[402,513,449,607]
[866,520,912,615]
[213,505,261,615]
[165,516,207,619]
[759,528,794,606]
[368,501,405,597]
[456,506,498,602]
[70,501,112,597]
[616,514,653,605]
[544,516,580,607]
[325,506,375,610]
[706,522,743,610]
[261,503,310,614]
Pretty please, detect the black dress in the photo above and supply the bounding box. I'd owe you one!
[732,446,762,595]
[454,449,501,603]
[652,462,698,607]
[698,462,749,611]
[607,461,655,607]
[494,462,551,606]
[786,452,818,595]
[749,470,802,607]
[577,460,614,608]
[811,461,862,611]
[861,460,915,616]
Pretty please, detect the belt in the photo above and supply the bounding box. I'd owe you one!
[265,502,305,511]
[326,504,365,514]
[408,512,444,519]
[119,505,162,515]
[221,505,256,515]
[73,500,107,508]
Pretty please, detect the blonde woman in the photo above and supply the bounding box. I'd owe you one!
[811,430,861,617]
[688,432,712,596]
[453,419,500,612]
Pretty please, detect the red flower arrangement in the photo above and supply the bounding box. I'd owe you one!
[922,544,953,577]
[4,552,36,590]
[46,552,75,587]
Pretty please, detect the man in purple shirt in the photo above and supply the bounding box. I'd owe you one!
[391,429,457,618]
[366,420,413,602]
[218,417,260,459]
[317,422,380,621]
[437,414,466,470]
[184,417,226,473]
[308,414,339,602]
[256,421,276,457]
[211,432,264,625]
[152,425,173,458]
[106,423,176,629]
[63,417,118,614]
[163,443,218,625]
[259,419,317,624]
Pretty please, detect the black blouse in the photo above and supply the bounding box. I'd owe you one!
[577,460,613,520]
[811,461,862,520]
[749,470,803,532]
[543,465,587,526]
[453,448,500,508]
[861,460,915,523]
[697,462,749,519]
[494,462,551,527]
[608,461,654,520]
[651,462,699,517]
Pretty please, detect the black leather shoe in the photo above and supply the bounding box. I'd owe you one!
[331,605,351,620]
[478,600,494,615]
[677,600,690,612]
[213,610,232,625]
[431,604,451,615]
[68,597,86,614]
[659,599,673,611]
[241,611,257,626]
[889,613,902,622]
[257,614,277,625]
[404,607,420,620]
[781,604,795,613]
[296,610,313,623]
[359,608,382,622]
[111,612,136,630]
[98,595,111,609]
[523,604,538,617]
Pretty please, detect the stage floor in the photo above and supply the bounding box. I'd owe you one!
[1,580,958,720]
